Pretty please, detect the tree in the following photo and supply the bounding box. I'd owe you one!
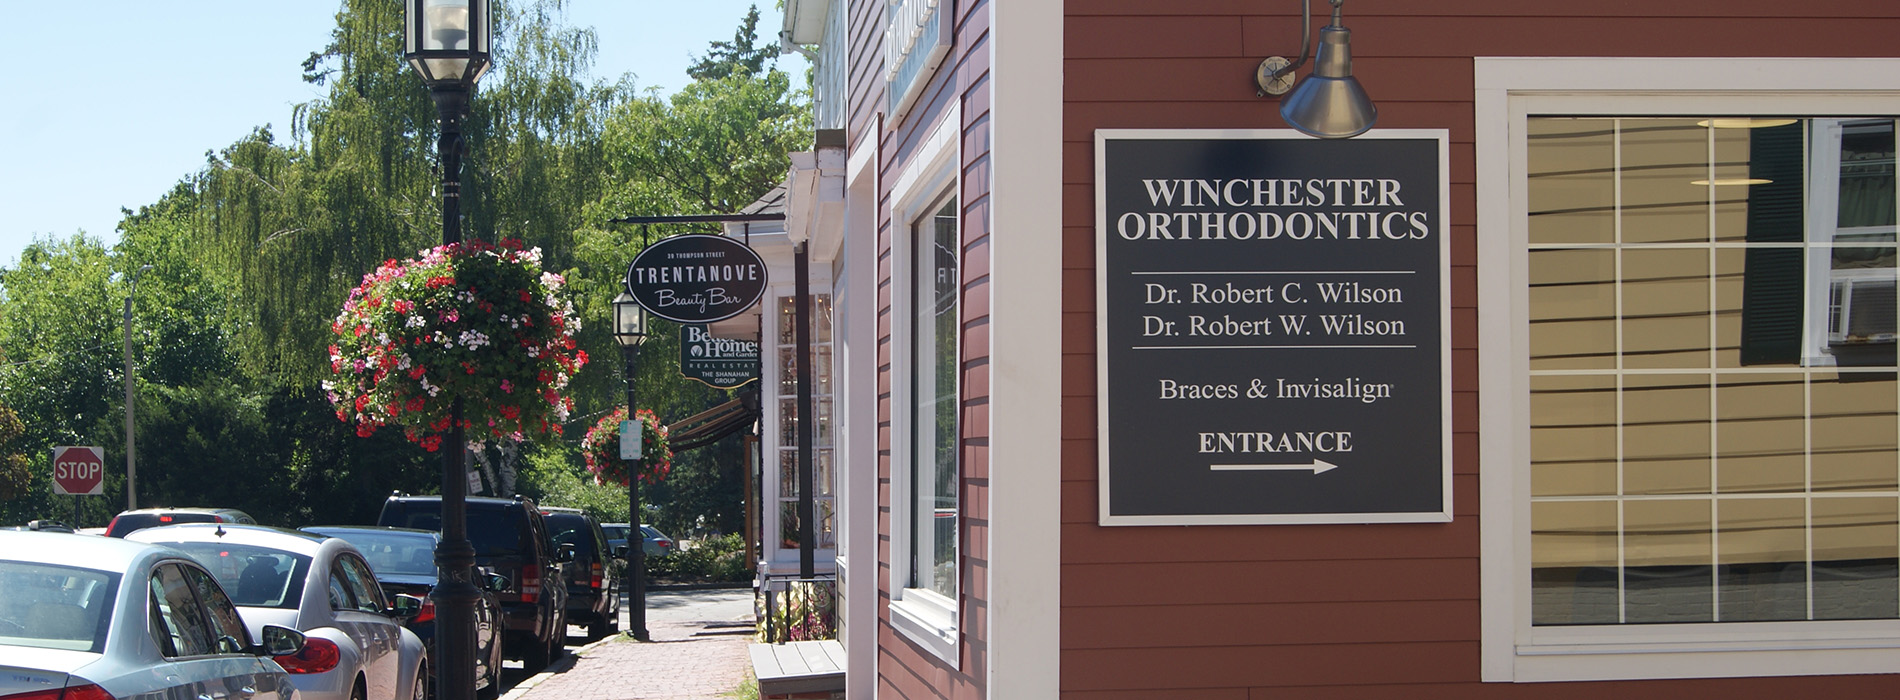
[686,6,774,82]
[0,405,29,502]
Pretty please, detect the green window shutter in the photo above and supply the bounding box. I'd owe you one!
[1739,123,1807,366]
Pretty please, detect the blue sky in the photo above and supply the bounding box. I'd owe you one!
[0,1,802,268]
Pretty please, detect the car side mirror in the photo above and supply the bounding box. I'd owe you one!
[256,624,306,657]
[484,573,511,592]
[555,542,577,563]
[388,594,425,618]
[612,545,629,560]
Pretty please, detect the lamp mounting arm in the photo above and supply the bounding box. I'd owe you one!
[1257,0,1346,97]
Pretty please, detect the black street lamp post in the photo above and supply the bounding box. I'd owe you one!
[403,1,491,698]
[611,292,650,641]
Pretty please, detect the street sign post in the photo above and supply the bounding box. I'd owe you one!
[52,446,106,496]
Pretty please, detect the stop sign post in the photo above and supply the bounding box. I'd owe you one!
[52,446,105,496]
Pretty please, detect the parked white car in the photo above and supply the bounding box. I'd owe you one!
[0,530,308,700]
[131,524,428,700]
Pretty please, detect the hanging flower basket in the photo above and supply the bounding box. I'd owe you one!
[324,239,587,451]
[581,406,672,486]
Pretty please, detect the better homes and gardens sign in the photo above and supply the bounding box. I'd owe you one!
[1095,129,1451,525]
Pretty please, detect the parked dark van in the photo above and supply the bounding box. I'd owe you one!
[541,507,621,640]
[377,493,571,670]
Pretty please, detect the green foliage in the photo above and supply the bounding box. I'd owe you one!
[649,532,749,582]
[0,405,29,502]
[518,445,629,521]
[686,6,774,82]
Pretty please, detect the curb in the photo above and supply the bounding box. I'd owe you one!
[650,581,752,591]
[495,634,622,700]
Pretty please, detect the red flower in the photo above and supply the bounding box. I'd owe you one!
[408,366,426,380]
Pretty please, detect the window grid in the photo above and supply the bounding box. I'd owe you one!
[1529,116,1900,626]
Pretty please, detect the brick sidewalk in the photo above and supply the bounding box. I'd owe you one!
[510,620,756,700]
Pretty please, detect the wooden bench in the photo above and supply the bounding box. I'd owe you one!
[748,639,846,698]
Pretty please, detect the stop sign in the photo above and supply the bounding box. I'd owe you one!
[52,446,105,496]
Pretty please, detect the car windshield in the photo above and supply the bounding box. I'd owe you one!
[0,561,119,653]
[386,502,527,557]
[313,530,437,578]
[600,525,629,541]
[162,543,311,609]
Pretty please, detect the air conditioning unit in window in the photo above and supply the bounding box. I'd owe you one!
[1831,278,1897,344]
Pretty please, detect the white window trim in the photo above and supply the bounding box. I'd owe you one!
[888,101,962,666]
[1478,56,1900,683]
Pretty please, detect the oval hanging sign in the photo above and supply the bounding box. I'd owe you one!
[624,234,769,323]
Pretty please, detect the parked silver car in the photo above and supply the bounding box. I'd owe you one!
[130,524,427,700]
[0,530,307,700]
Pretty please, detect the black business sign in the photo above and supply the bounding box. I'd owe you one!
[1095,130,1450,525]
[624,234,769,323]
[680,324,760,389]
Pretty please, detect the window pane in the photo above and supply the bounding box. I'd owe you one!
[1532,500,1620,625]
[1622,248,1711,369]
[1623,374,1711,495]
[1624,499,1713,623]
[1716,374,1806,494]
[1620,119,1711,245]
[1813,497,1899,620]
[912,195,959,599]
[1811,372,1899,492]
[1531,374,1618,498]
[1530,248,1617,370]
[1528,118,1616,245]
[1717,498,1807,622]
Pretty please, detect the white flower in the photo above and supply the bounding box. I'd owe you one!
[458,330,491,350]
[406,315,427,329]
[396,355,413,370]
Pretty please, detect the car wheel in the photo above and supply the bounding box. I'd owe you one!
[521,632,551,672]
[412,664,429,700]
[477,646,502,700]
[351,678,368,700]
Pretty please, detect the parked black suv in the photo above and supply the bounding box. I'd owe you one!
[377,493,571,670]
[541,507,621,640]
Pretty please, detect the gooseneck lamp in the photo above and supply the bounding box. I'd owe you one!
[403,0,491,698]
[1256,0,1377,139]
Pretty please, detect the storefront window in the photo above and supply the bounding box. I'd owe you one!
[911,194,960,601]
[776,294,836,551]
[1526,116,1900,628]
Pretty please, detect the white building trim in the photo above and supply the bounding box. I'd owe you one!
[988,0,1063,695]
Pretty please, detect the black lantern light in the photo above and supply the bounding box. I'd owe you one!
[403,0,492,697]
[610,292,652,641]
[404,0,492,87]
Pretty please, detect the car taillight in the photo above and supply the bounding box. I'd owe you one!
[0,684,120,700]
[277,637,342,674]
[590,562,603,590]
[60,686,115,700]
[521,563,539,603]
[414,598,436,624]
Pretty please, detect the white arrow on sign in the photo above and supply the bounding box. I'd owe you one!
[1209,458,1339,474]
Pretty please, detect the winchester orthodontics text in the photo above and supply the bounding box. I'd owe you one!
[1116,178,1431,241]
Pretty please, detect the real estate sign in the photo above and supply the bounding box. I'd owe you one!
[1095,130,1451,525]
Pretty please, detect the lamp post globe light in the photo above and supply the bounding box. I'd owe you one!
[404,0,490,697]
[611,292,651,641]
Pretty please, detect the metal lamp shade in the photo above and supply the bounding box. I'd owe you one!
[404,0,492,86]
[613,293,650,348]
[1279,26,1376,139]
